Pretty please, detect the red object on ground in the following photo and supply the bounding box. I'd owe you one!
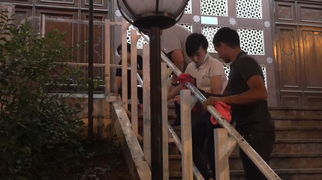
[210,101,232,125]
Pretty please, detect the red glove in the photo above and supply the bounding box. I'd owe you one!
[177,73,198,111]
[210,101,232,125]
[178,73,194,85]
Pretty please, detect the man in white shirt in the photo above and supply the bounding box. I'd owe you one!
[140,24,192,126]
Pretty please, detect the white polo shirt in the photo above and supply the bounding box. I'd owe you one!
[185,55,228,94]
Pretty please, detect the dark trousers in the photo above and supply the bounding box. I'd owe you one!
[239,130,275,180]
[118,87,143,104]
[192,112,222,180]
[171,101,181,126]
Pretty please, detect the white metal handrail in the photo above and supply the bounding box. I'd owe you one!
[139,32,281,180]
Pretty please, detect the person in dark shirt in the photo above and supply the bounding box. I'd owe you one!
[115,43,143,105]
[204,27,275,180]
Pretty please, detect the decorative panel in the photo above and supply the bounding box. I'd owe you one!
[305,94,322,107]
[179,23,193,32]
[201,25,221,53]
[37,10,77,50]
[126,25,147,49]
[237,28,265,55]
[275,2,296,23]
[281,93,302,107]
[13,7,32,26]
[200,0,228,17]
[35,9,78,79]
[276,27,300,89]
[301,28,322,91]
[81,14,108,80]
[299,5,322,23]
[36,0,78,7]
[223,63,230,80]
[2,0,32,3]
[82,0,108,9]
[236,0,262,19]
[184,0,192,14]
[41,0,74,2]
[261,64,268,89]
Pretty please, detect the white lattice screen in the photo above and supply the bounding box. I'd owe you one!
[200,0,228,16]
[179,23,193,32]
[125,0,265,52]
[126,25,147,49]
[236,0,262,19]
[201,25,221,53]
[185,0,192,14]
[238,28,265,55]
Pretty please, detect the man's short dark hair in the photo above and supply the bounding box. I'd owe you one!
[213,27,240,48]
[117,43,131,55]
[185,33,209,57]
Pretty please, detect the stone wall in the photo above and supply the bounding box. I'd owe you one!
[64,95,114,140]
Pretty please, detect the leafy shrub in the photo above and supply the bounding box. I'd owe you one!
[0,11,92,179]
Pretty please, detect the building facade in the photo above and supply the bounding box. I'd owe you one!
[1,0,322,107]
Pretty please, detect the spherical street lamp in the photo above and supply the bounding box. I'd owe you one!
[116,0,189,179]
[117,0,188,31]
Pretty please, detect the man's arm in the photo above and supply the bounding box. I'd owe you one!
[222,89,230,96]
[170,49,185,83]
[210,75,223,95]
[204,58,267,106]
[220,75,267,104]
[167,83,185,100]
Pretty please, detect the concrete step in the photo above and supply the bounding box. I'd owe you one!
[166,105,322,117]
[273,116,322,127]
[275,126,322,139]
[168,139,322,155]
[272,139,322,153]
[230,168,322,180]
[230,139,322,154]
[269,107,322,117]
[230,153,322,170]
[169,168,322,180]
[169,126,322,140]
[169,153,322,171]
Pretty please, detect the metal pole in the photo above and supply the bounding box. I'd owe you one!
[88,0,94,140]
[149,26,163,180]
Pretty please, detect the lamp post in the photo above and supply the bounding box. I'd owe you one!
[116,1,189,179]
[88,0,94,140]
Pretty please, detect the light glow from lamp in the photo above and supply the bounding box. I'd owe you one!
[117,0,189,30]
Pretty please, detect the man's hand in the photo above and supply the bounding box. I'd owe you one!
[173,95,180,104]
[203,96,221,109]
[168,95,181,104]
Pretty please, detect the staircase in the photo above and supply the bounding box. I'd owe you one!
[162,105,322,180]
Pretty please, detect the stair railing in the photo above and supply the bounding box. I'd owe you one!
[138,29,281,180]
[127,24,204,179]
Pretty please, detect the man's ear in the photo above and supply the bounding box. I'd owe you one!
[219,42,226,50]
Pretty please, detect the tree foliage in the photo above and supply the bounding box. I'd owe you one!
[0,11,91,179]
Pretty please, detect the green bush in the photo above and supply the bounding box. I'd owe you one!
[0,11,91,179]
